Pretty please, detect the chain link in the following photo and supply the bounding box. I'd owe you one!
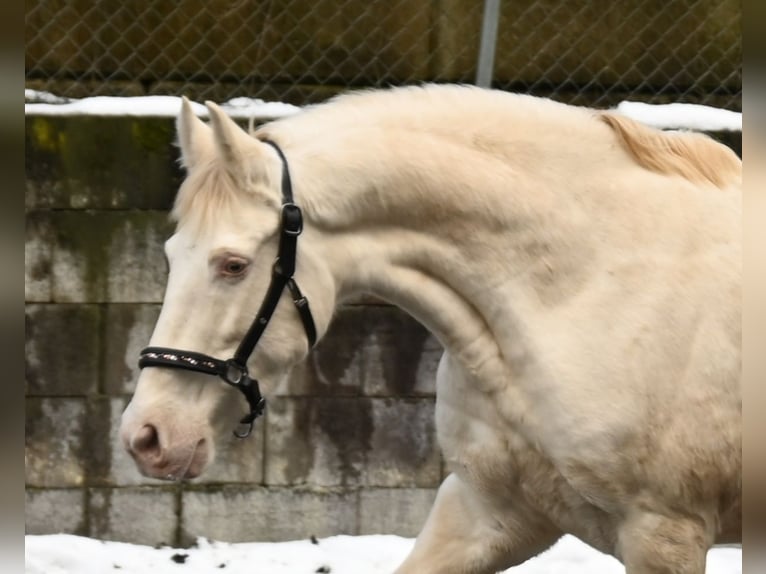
[25,1,740,110]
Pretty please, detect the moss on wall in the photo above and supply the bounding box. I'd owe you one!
[26,116,182,210]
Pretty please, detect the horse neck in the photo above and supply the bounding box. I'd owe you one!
[282,124,600,388]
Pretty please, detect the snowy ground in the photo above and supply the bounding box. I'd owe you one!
[25,533,741,574]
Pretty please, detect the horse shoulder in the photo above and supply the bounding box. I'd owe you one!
[434,352,620,550]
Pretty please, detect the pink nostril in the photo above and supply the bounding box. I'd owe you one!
[130,424,161,460]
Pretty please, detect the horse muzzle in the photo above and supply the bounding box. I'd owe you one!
[120,419,210,480]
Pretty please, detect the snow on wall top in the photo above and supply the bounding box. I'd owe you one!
[616,101,741,132]
[25,90,741,132]
[25,90,300,120]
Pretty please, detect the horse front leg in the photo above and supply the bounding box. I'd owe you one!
[394,473,561,574]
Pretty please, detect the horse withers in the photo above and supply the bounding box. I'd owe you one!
[120,85,741,573]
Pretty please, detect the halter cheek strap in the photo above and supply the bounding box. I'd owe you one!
[138,140,317,438]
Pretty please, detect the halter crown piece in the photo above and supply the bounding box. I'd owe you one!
[138,140,317,438]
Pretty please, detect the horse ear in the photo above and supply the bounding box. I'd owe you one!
[205,100,266,181]
[177,96,213,170]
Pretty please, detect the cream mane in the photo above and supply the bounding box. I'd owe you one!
[599,111,741,189]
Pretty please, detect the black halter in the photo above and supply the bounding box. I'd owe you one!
[138,140,317,438]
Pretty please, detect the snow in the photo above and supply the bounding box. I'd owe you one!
[616,101,741,131]
[24,90,301,120]
[25,533,741,574]
[25,90,741,132]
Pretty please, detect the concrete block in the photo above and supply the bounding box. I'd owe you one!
[25,211,53,302]
[366,398,440,487]
[276,307,368,397]
[277,306,440,397]
[264,396,439,488]
[181,486,357,544]
[50,210,172,303]
[103,304,161,395]
[25,488,86,535]
[26,398,86,487]
[81,397,116,486]
[25,304,101,396]
[89,487,178,545]
[264,397,370,487]
[204,424,265,484]
[25,115,181,210]
[358,308,441,397]
[358,488,437,537]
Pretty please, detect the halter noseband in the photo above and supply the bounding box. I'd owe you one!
[138,140,317,438]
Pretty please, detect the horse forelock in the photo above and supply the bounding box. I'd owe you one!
[170,149,282,234]
[170,161,247,232]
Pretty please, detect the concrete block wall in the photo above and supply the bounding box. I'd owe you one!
[25,115,443,546]
[25,113,742,547]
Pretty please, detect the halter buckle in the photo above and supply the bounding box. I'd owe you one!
[281,203,303,236]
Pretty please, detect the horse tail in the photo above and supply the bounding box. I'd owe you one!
[599,112,741,189]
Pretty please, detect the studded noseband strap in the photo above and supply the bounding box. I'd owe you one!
[138,140,317,438]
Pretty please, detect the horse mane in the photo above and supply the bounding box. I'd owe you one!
[599,112,741,189]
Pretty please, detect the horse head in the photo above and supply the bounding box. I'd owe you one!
[119,99,335,480]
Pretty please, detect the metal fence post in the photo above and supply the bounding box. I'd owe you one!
[476,0,501,88]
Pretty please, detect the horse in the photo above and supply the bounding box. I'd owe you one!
[119,84,742,573]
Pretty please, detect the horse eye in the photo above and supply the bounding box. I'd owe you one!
[221,258,249,277]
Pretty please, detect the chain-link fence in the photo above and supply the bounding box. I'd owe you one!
[26,0,741,111]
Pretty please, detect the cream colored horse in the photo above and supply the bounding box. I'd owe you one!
[120,85,741,573]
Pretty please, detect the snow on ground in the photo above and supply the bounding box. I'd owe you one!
[25,533,741,574]
[25,89,741,132]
